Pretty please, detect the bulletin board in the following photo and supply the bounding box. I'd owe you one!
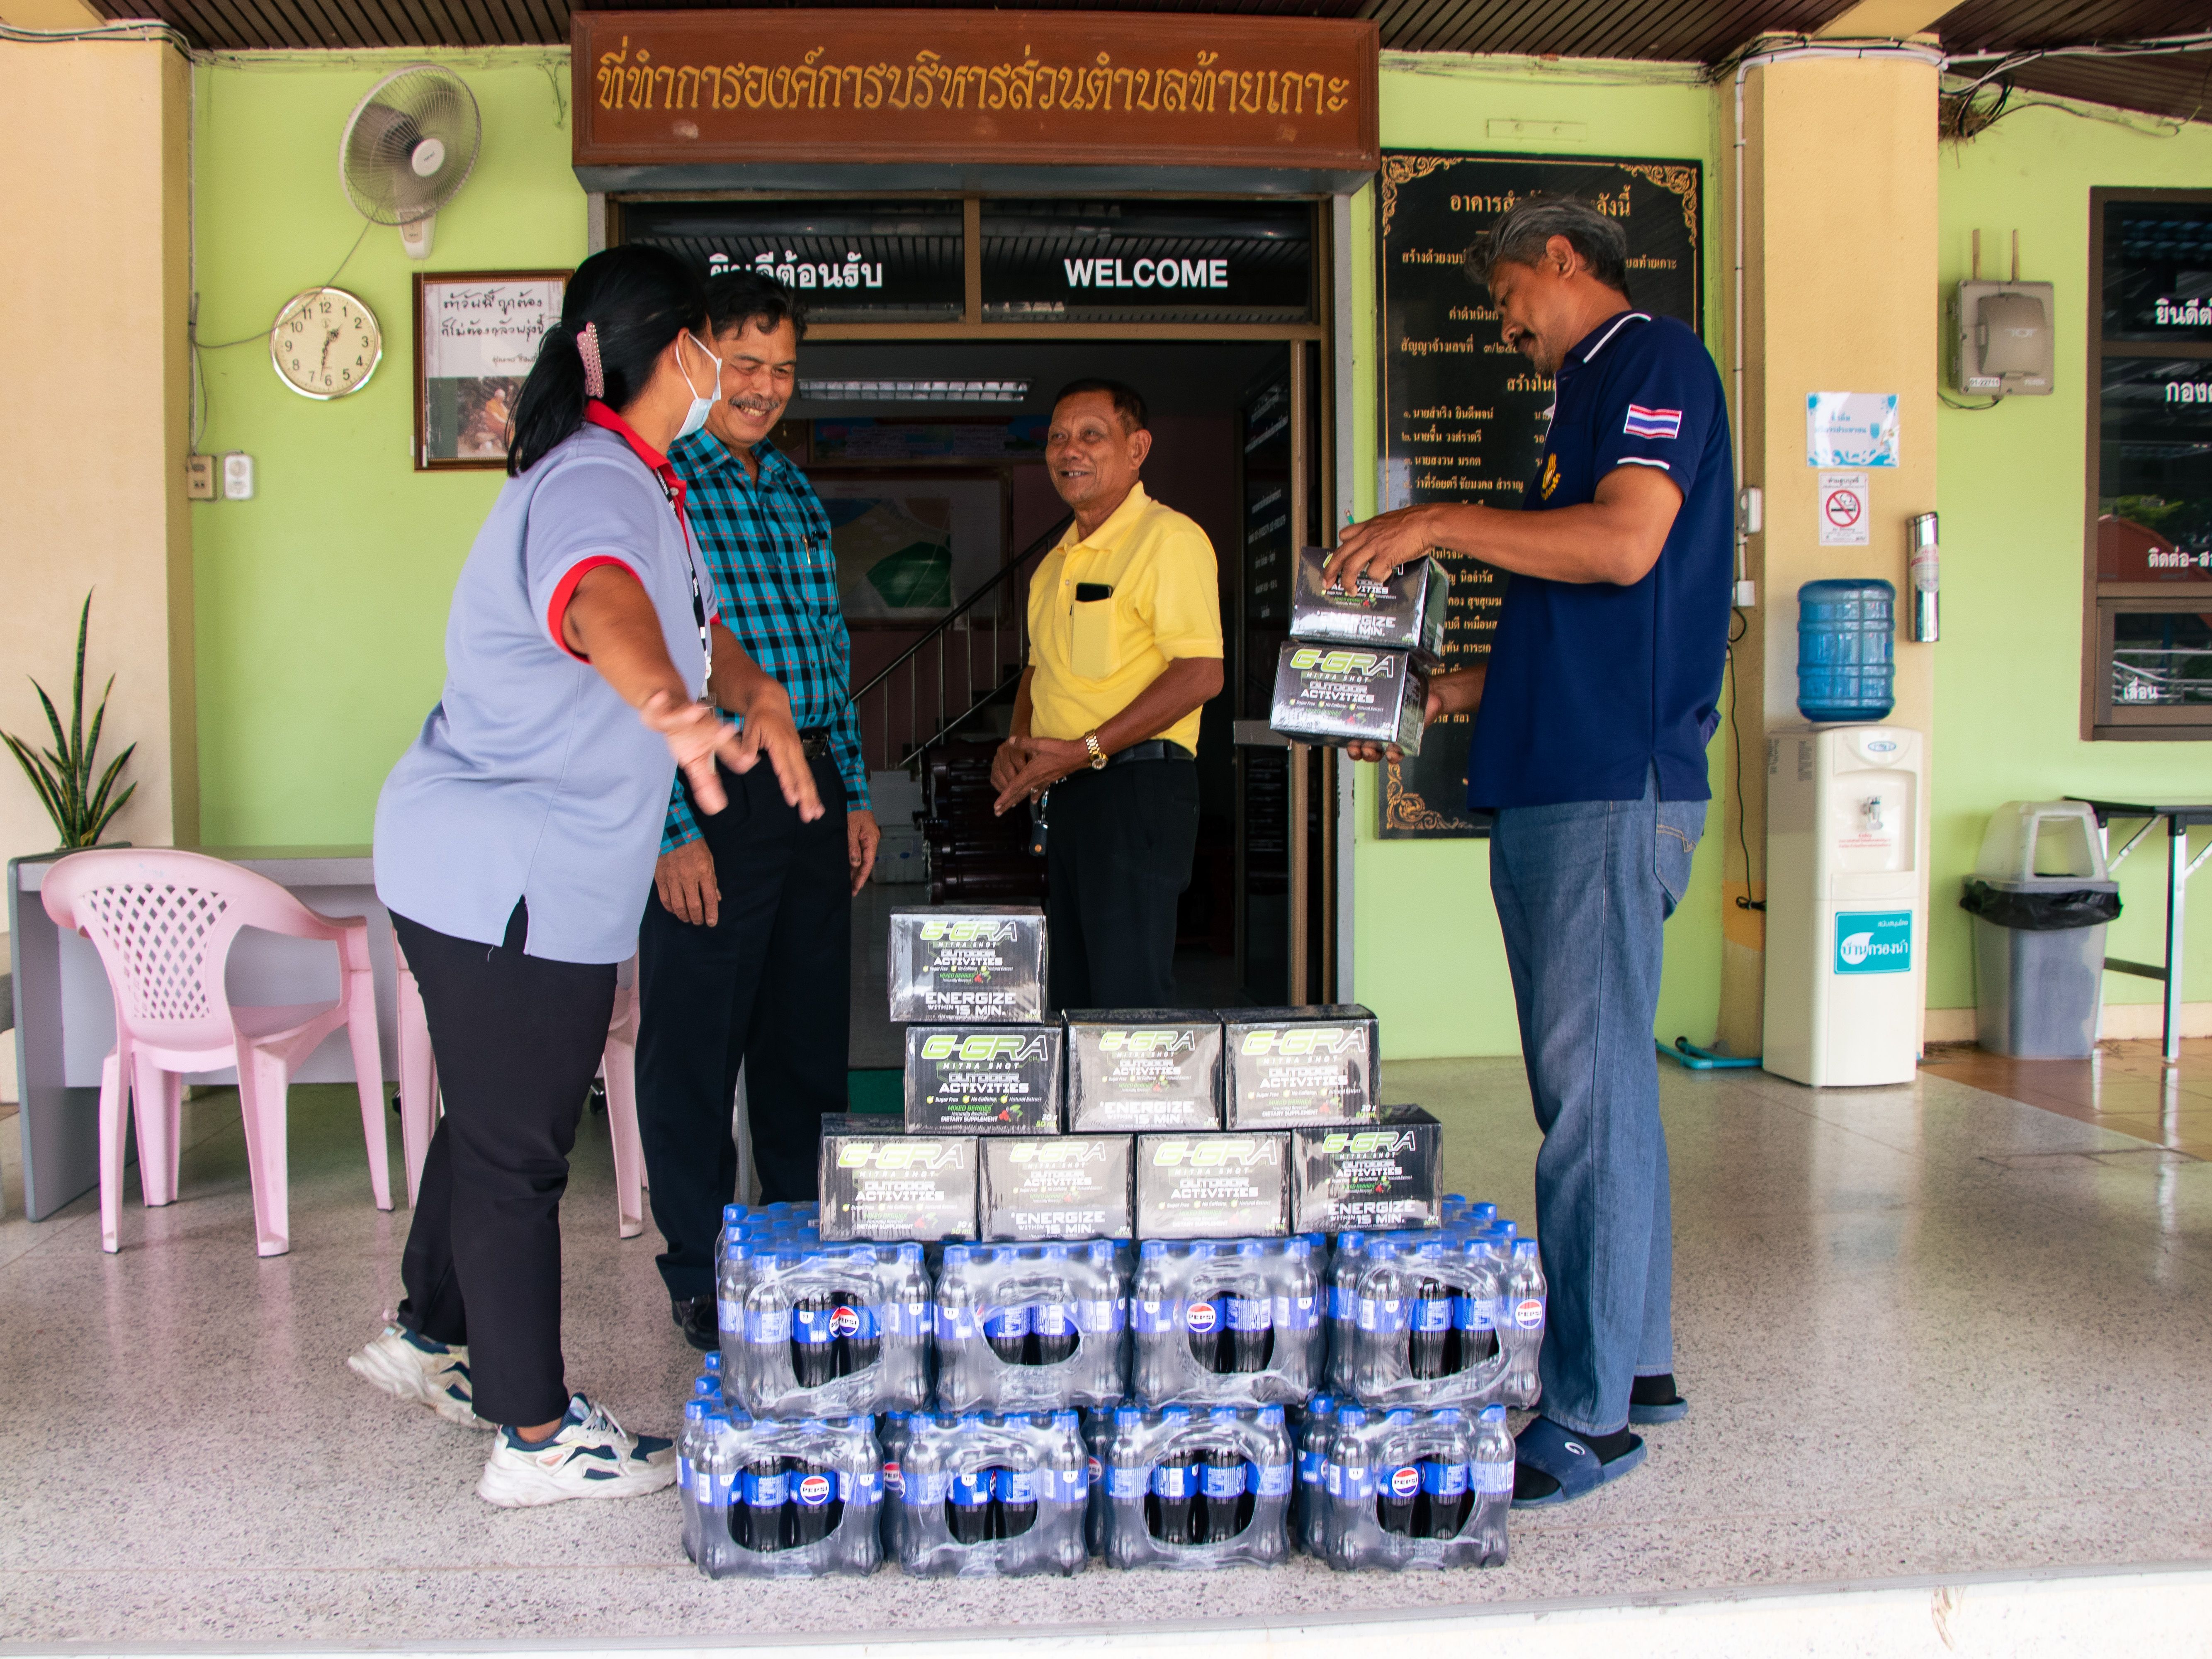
[414,270,570,470]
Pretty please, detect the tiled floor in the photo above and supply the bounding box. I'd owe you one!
[1923,1039,2212,1161]
[2,1059,2210,1645]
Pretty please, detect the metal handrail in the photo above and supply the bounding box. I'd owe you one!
[849,512,1071,774]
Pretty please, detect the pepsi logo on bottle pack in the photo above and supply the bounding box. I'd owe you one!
[1515,1298,1544,1329]
[1390,1465,1421,1500]
[797,1473,833,1507]
[829,1304,862,1338]
[1186,1300,1219,1334]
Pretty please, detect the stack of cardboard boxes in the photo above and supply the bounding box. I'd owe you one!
[818,906,1441,1243]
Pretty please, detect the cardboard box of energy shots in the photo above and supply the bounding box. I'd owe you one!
[1063,1009,1224,1132]
[1221,1005,1380,1129]
[1133,1131,1291,1239]
[1289,1105,1442,1233]
[904,1024,1064,1135]
[818,1131,978,1241]
[1289,545,1451,658]
[980,1134,1136,1241]
[1268,642,1431,757]
[886,906,1048,1023]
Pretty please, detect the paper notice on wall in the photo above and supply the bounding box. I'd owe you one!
[1818,470,1871,546]
[423,279,565,379]
[1806,392,1900,468]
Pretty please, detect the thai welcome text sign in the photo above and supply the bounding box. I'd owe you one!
[572,9,1379,174]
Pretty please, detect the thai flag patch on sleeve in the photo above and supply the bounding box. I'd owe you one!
[1623,404,1683,440]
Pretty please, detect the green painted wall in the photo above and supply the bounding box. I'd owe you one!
[190,51,583,847]
[1350,56,1728,1058]
[185,48,2212,1049]
[1930,107,2212,1012]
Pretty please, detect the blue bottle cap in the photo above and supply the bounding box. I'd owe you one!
[1259,1404,1285,1426]
[1514,1238,1539,1258]
[1210,1405,1240,1422]
[1309,1394,1334,1416]
[684,1399,707,1422]
[693,1377,717,1398]
[1237,1240,1264,1257]
[901,1243,925,1264]
[1140,1240,1166,1258]
[1189,1242,1214,1258]
[945,1245,972,1265]
[1434,1407,1462,1425]
[1338,1407,1368,1428]
[1053,1410,1079,1430]
[1339,1231,1366,1250]
[1089,1240,1114,1261]
[1163,1406,1193,1424]
[1480,1403,1506,1423]
[1115,1406,1143,1429]
[1386,1408,1415,1425]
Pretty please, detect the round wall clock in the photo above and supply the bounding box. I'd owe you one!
[270,287,383,399]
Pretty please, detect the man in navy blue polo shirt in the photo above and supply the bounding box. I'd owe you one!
[1330,195,1730,1508]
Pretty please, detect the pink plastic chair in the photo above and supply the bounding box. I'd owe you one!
[40,849,392,1256]
[395,949,647,1239]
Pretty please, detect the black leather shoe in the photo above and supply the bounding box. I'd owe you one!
[671,1296,719,1353]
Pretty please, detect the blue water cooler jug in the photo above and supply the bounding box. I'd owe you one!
[1796,579,1895,723]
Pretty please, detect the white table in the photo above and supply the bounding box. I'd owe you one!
[7,848,396,1221]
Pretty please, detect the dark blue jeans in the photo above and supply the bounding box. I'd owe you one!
[1489,769,1704,1438]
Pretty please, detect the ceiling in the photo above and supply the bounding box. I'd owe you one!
[81,0,2212,124]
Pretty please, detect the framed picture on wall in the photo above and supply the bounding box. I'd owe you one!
[414,270,570,470]
[810,469,1011,625]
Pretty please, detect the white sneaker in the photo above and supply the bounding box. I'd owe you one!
[475,1394,677,1508]
[348,1325,491,1430]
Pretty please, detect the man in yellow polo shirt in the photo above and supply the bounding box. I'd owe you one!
[991,378,1224,1008]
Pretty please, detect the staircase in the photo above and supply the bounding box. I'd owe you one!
[848,514,1070,903]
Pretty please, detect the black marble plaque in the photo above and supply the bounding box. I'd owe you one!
[1376,152,1704,837]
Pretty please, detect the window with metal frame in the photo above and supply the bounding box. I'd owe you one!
[2086,188,2212,739]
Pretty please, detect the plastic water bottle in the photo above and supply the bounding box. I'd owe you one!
[1197,1406,1249,1542]
[1505,1240,1547,1406]
[1469,1403,1514,1563]
[1132,1242,1178,1400]
[1419,1407,1469,1539]
[1228,1241,1274,1374]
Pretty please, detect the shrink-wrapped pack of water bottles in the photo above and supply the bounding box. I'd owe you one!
[930,1241,1128,1414]
[880,1409,1090,1577]
[1092,1403,1295,1569]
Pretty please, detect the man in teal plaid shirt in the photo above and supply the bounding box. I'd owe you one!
[638,269,879,1352]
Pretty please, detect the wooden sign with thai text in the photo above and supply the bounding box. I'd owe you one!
[572,9,1379,174]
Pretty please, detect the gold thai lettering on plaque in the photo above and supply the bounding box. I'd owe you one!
[593,38,1352,119]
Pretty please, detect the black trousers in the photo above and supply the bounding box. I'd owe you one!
[394,903,616,1429]
[1045,759,1201,1012]
[637,751,851,1302]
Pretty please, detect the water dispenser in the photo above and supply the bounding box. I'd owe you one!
[1762,726,1926,1087]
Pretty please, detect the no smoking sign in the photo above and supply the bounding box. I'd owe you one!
[1818,469,1871,547]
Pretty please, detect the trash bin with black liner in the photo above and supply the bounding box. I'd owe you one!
[1961,801,2122,1059]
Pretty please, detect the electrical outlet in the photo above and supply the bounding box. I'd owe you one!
[1735,579,1758,607]
[220,452,255,501]
[185,455,216,500]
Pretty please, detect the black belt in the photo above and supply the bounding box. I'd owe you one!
[798,726,833,759]
[1101,739,1193,768]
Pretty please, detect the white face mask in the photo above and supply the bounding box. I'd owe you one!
[673,331,722,442]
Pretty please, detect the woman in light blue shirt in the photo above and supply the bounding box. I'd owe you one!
[352,245,823,1508]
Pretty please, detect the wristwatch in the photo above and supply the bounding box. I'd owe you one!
[1083,730,1107,770]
